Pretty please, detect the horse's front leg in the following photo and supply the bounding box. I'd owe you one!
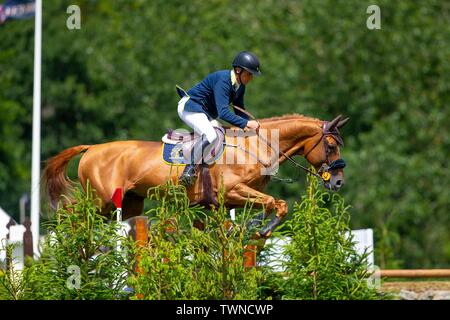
[257,199,288,238]
[226,183,288,238]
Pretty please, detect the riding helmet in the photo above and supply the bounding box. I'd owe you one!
[232,51,261,76]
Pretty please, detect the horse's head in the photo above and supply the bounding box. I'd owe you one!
[303,115,349,191]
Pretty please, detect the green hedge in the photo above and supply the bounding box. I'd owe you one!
[1,177,383,300]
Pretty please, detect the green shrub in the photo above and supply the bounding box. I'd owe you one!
[129,181,264,300]
[0,243,26,300]
[279,174,381,300]
[1,176,386,300]
[0,183,135,300]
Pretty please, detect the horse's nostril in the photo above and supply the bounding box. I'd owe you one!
[336,179,343,187]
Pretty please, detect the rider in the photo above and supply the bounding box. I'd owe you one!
[177,51,261,185]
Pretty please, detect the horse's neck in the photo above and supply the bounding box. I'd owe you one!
[261,117,323,163]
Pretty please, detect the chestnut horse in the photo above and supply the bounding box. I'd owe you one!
[42,114,349,237]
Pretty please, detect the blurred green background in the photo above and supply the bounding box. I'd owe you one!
[0,0,449,268]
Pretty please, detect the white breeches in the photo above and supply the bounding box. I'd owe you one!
[177,96,218,144]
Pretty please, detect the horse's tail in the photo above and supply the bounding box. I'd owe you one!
[42,145,91,209]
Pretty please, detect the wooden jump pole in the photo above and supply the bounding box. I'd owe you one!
[228,209,258,268]
[224,213,257,268]
[243,245,257,268]
[380,269,450,278]
[129,216,149,273]
[128,215,149,299]
[229,209,257,269]
[112,189,148,298]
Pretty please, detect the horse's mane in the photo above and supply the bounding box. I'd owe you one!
[222,113,322,130]
[258,113,321,123]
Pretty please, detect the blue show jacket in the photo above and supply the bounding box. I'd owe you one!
[182,70,249,129]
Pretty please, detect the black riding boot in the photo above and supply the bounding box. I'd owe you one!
[180,135,211,186]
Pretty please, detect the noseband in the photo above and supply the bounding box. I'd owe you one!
[303,122,346,181]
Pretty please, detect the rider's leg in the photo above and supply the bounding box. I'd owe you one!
[178,135,207,184]
[177,99,218,144]
[178,101,217,184]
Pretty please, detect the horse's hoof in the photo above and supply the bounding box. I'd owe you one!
[257,230,273,239]
[179,175,196,186]
[226,225,234,237]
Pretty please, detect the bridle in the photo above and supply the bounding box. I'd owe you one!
[260,121,346,182]
[302,122,346,181]
[231,106,346,183]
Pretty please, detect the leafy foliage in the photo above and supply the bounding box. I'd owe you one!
[279,174,381,300]
[0,243,27,300]
[0,178,383,300]
[0,184,135,300]
[0,0,448,268]
[129,181,264,300]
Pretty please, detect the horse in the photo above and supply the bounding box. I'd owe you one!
[42,114,349,238]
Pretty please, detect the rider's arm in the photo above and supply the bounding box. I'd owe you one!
[214,80,248,129]
[232,87,250,120]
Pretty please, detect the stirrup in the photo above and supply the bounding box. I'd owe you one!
[179,135,211,185]
[180,164,197,186]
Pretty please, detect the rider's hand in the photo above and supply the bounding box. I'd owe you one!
[246,120,260,131]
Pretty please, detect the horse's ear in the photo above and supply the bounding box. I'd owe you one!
[337,117,350,128]
[328,115,342,130]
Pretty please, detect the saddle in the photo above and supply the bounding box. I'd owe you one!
[161,125,225,165]
[159,85,223,207]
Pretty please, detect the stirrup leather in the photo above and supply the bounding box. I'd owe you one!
[179,135,211,185]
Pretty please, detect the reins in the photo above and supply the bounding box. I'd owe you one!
[231,105,323,180]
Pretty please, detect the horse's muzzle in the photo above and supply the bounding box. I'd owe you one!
[324,175,344,191]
